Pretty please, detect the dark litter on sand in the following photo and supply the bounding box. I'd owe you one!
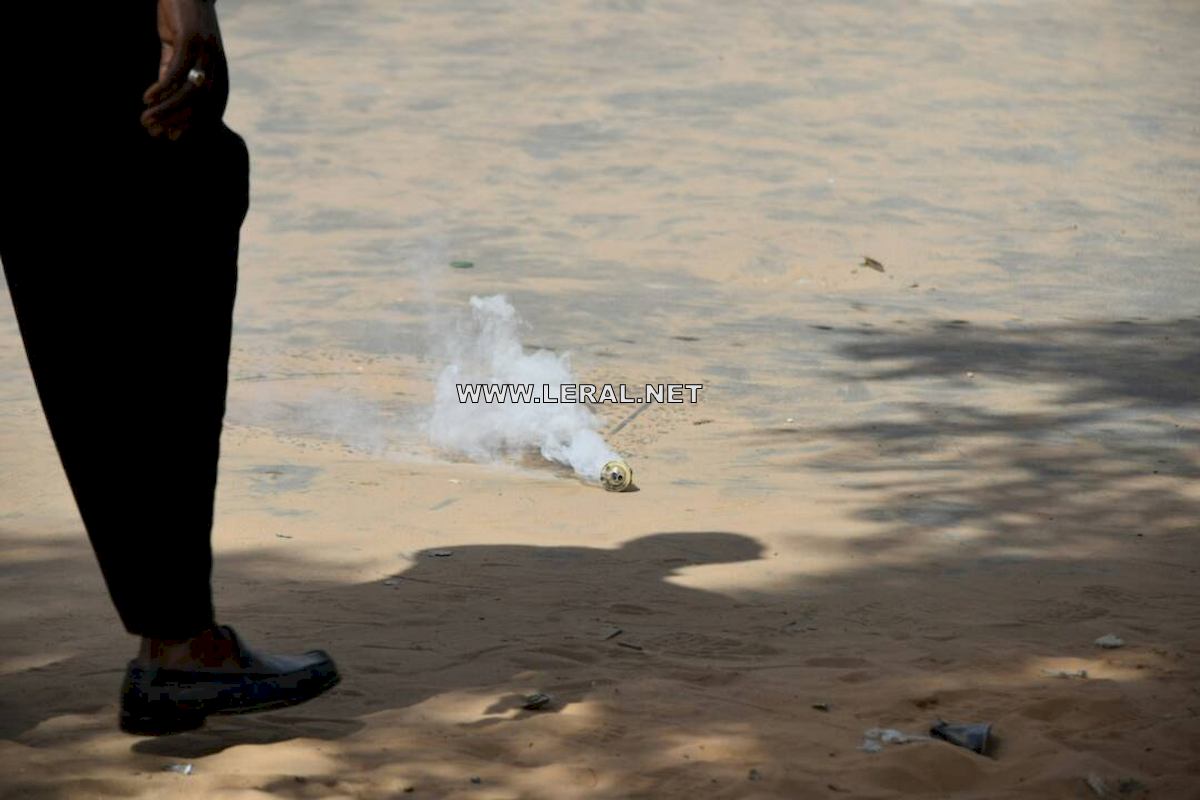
[858,721,996,757]
[522,692,554,711]
[930,720,993,756]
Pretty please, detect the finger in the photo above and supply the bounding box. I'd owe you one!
[145,102,195,140]
[161,106,197,141]
[144,39,193,105]
[142,68,204,128]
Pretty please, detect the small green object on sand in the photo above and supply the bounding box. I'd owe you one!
[450,260,474,269]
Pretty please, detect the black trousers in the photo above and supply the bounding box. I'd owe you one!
[1,4,250,638]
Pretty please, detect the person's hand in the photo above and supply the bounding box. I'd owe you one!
[141,0,229,140]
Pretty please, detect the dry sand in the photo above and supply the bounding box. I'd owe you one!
[2,0,1200,797]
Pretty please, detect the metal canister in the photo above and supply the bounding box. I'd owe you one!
[600,460,633,492]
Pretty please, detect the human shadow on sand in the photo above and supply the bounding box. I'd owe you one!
[0,531,765,759]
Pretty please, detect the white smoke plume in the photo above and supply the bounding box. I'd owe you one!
[429,294,619,482]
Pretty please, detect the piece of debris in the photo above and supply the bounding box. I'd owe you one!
[1095,634,1125,649]
[522,692,553,711]
[450,260,475,269]
[860,727,928,752]
[871,728,926,743]
[861,256,885,273]
[930,720,992,755]
[275,533,293,539]
[601,626,624,641]
[429,550,454,558]
[382,579,398,586]
[470,776,482,784]
[617,641,644,651]
[747,768,763,781]
[164,764,193,776]
[1117,778,1147,794]
[1086,772,1108,797]
[693,419,714,426]
[812,703,831,712]
[1042,668,1089,679]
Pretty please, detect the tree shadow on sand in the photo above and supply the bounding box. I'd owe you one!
[793,316,1200,554]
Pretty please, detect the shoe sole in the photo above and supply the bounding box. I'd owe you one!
[120,671,342,736]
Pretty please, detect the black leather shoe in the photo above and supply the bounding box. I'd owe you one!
[119,626,340,735]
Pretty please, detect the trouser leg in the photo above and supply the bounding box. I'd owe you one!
[1,123,250,639]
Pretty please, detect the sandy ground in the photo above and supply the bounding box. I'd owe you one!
[3,0,1200,797]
